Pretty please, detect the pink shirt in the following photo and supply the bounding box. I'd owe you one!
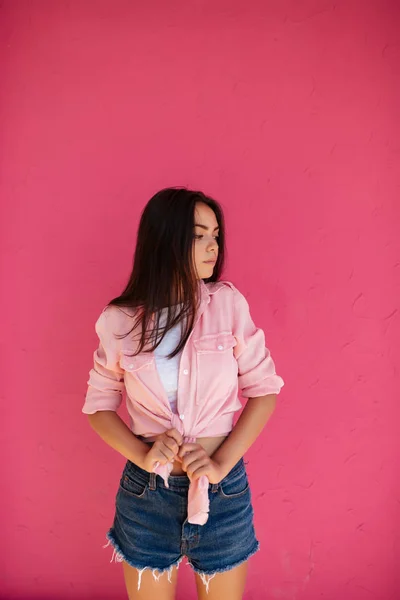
[82,280,284,525]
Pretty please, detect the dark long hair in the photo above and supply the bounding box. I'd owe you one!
[108,187,226,358]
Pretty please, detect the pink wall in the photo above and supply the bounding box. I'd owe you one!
[1,1,399,598]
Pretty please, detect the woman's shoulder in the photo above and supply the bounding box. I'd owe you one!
[94,303,138,336]
[99,303,137,319]
[205,279,243,301]
[206,279,240,293]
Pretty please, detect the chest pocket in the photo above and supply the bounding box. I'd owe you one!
[119,352,158,402]
[193,332,238,405]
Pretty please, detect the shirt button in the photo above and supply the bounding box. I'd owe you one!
[180,414,185,420]
[218,345,224,350]
[183,369,189,375]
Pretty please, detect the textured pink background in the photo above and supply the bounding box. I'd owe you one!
[1,1,399,599]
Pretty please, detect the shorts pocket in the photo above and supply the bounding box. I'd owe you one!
[119,470,148,498]
[219,468,249,499]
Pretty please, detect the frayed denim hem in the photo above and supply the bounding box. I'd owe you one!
[103,533,184,591]
[186,541,260,594]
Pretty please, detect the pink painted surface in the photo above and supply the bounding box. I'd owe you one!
[1,1,399,598]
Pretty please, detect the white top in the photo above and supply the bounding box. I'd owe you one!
[153,306,184,414]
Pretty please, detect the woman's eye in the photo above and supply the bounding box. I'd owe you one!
[193,234,219,241]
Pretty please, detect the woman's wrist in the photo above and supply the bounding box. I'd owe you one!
[129,444,150,471]
[211,456,233,481]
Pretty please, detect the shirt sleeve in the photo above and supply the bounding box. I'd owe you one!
[82,306,125,414]
[232,285,285,399]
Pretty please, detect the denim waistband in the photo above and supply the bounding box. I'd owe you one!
[124,456,245,492]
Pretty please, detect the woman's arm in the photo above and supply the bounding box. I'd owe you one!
[178,394,277,482]
[87,411,183,472]
[87,411,150,468]
[211,393,276,476]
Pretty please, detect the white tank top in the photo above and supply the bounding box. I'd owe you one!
[153,306,184,414]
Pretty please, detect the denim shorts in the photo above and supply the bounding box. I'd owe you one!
[105,457,260,592]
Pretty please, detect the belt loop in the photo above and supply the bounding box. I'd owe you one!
[211,483,218,493]
[149,472,157,491]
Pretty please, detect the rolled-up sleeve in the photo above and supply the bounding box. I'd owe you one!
[232,286,284,399]
[82,307,125,414]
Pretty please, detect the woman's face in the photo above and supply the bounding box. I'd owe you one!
[192,202,219,279]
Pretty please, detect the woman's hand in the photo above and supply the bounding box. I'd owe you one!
[178,443,226,483]
[142,428,183,472]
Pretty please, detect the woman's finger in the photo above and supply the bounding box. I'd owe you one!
[154,441,175,462]
[178,443,201,458]
[189,465,210,481]
[163,438,179,456]
[181,449,206,471]
[187,458,210,478]
[165,428,183,446]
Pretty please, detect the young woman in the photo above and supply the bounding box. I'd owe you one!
[82,188,284,600]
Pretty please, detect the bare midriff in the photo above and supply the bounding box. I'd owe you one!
[142,435,228,475]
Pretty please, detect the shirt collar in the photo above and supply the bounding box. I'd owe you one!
[198,278,226,307]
